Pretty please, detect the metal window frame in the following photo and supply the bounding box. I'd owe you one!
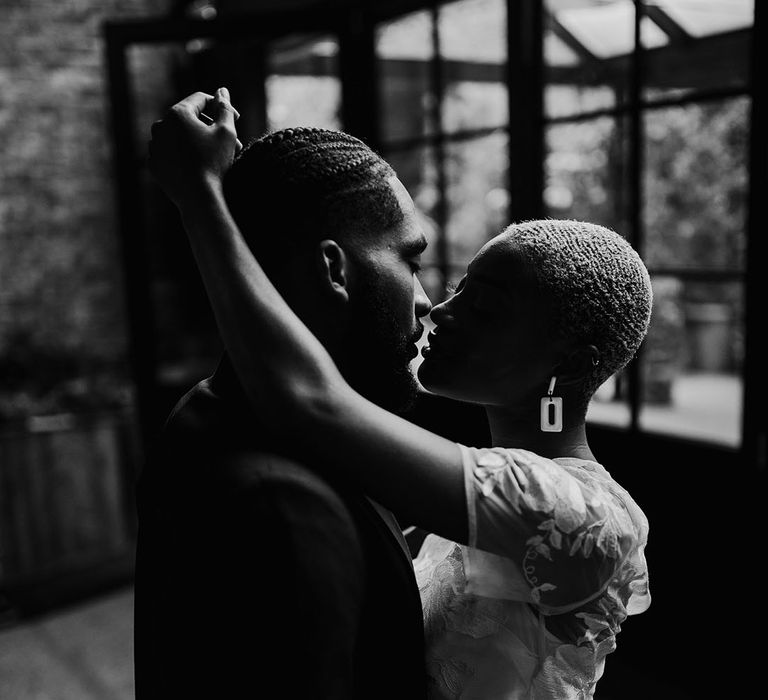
[105,0,765,473]
[372,0,763,466]
[376,0,543,294]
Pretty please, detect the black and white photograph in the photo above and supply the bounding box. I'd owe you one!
[0,1,762,698]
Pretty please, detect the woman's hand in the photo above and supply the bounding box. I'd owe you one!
[148,87,242,207]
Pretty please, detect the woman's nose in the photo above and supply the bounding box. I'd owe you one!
[428,297,452,325]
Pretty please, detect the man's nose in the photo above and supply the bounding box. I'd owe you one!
[414,277,432,319]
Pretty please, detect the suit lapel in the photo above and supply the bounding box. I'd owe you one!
[366,498,414,563]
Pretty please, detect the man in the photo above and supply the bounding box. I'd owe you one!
[134,91,433,698]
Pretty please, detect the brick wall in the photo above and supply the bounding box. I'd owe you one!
[0,0,173,416]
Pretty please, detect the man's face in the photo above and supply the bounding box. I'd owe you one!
[342,177,432,413]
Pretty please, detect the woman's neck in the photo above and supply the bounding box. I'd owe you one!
[484,405,596,461]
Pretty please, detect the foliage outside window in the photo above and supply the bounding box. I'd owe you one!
[543,0,751,446]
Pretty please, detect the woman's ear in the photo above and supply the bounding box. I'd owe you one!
[555,344,601,386]
[315,239,351,303]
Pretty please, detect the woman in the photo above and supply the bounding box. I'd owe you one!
[149,88,652,699]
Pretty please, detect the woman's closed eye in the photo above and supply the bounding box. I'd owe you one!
[449,277,506,316]
[471,287,501,315]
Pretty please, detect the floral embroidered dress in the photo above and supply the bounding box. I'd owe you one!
[413,445,651,699]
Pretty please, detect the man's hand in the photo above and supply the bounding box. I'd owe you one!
[148,87,242,207]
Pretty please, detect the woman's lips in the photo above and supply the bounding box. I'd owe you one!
[421,330,455,359]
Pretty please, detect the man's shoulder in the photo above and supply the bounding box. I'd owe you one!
[158,372,262,459]
[146,377,355,512]
[214,449,354,511]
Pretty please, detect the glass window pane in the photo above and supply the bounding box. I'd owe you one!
[545,113,633,429]
[376,11,436,143]
[642,0,753,101]
[639,277,743,446]
[382,147,444,362]
[439,0,508,133]
[553,2,663,55]
[544,116,631,235]
[384,146,442,273]
[439,0,506,63]
[445,131,509,274]
[655,0,753,38]
[127,44,223,387]
[143,35,270,145]
[544,0,634,119]
[129,43,186,157]
[544,84,617,120]
[586,374,632,429]
[442,82,508,134]
[556,0,637,58]
[266,35,341,131]
[377,9,435,60]
[644,99,749,272]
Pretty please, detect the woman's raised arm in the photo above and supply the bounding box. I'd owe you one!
[148,89,467,543]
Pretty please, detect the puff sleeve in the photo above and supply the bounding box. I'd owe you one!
[459,444,650,616]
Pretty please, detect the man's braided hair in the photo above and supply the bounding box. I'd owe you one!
[223,127,402,270]
[503,219,653,409]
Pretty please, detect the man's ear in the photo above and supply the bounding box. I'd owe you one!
[555,344,601,387]
[315,239,351,303]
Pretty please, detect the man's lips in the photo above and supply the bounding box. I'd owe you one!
[408,325,425,359]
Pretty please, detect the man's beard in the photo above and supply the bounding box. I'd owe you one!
[342,282,421,415]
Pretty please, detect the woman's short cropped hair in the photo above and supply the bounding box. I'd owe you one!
[503,219,653,408]
[223,127,402,271]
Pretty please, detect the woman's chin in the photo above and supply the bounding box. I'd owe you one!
[416,356,439,388]
[418,360,488,406]
[417,359,456,398]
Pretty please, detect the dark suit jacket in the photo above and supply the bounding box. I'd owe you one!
[133,359,429,699]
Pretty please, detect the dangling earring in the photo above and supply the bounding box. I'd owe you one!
[540,376,563,433]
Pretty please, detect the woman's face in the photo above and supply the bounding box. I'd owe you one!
[417,234,568,407]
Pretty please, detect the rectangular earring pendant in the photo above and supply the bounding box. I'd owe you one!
[540,397,563,432]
